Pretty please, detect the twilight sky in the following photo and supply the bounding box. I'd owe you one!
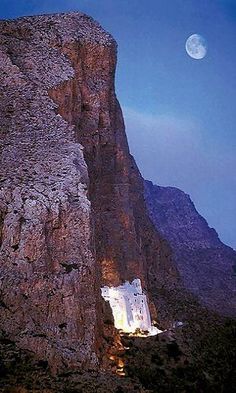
[1,0,235,249]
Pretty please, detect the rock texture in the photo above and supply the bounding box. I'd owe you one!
[144,180,236,316]
[0,12,179,373]
[0,13,103,373]
[1,11,234,381]
[48,18,177,294]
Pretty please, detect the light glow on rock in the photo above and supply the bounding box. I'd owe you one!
[101,279,162,336]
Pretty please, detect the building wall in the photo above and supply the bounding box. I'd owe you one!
[101,279,157,334]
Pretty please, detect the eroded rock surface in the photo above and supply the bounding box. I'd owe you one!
[0,13,103,373]
[0,12,179,373]
[144,180,236,316]
[1,11,232,380]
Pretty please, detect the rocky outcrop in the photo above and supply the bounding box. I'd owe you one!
[0,12,180,372]
[144,180,236,316]
[2,11,233,380]
[48,18,177,295]
[0,13,103,373]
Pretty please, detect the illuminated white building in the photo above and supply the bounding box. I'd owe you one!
[101,279,162,336]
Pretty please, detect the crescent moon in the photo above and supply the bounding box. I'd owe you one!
[185,34,207,60]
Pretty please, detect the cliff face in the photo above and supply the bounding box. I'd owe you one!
[144,180,236,316]
[48,19,177,294]
[0,13,179,372]
[0,14,101,373]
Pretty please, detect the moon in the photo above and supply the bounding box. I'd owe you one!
[185,34,207,60]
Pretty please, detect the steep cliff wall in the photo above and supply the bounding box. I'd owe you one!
[0,13,102,373]
[145,180,236,316]
[48,20,177,295]
[0,12,180,372]
[46,17,180,305]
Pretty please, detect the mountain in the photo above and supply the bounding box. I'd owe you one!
[0,11,235,393]
[0,12,180,374]
[144,180,236,316]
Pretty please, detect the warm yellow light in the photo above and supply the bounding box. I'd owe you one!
[118,359,124,368]
[116,359,126,377]
[116,370,125,377]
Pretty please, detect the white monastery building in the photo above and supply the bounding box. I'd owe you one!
[101,279,162,336]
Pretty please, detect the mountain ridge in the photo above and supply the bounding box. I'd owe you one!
[145,179,236,316]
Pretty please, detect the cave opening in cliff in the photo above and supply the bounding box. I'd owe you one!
[101,279,162,337]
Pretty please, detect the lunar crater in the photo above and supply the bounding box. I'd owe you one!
[186,34,207,60]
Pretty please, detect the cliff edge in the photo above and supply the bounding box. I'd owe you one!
[0,12,179,372]
[1,12,234,379]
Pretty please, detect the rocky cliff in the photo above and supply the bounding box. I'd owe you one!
[0,12,180,373]
[145,180,236,316]
[0,13,102,374]
[0,12,236,393]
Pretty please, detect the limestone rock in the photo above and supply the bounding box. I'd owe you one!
[0,13,104,373]
[0,12,179,372]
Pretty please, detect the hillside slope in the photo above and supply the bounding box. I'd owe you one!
[145,180,236,316]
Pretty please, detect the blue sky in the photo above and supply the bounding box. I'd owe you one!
[1,1,235,249]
